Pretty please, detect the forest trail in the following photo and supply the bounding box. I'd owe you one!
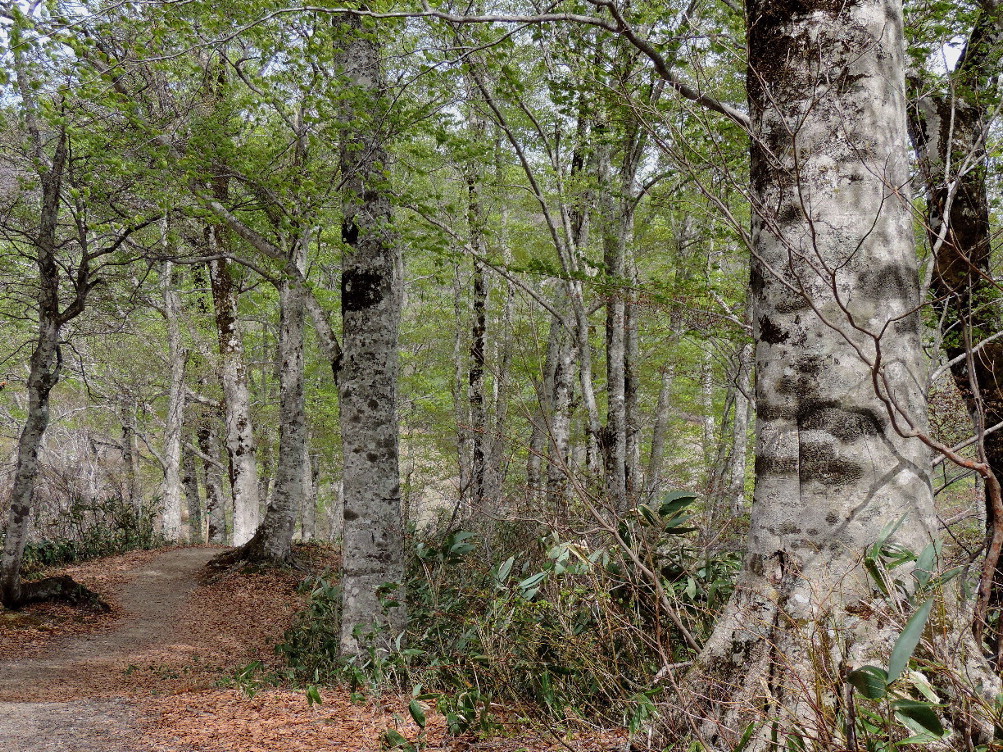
[0,547,222,751]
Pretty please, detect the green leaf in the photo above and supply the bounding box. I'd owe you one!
[846,665,888,700]
[517,571,547,599]
[381,728,414,751]
[913,542,937,590]
[892,699,946,739]
[733,722,758,752]
[659,491,698,517]
[888,598,933,684]
[306,685,323,706]
[408,699,427,729]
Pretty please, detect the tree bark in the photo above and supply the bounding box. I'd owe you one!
[159,260,187,542]
[238,237,308,564]
[197,408,227,544]
[207,250,261,546]
[643,0,968,744]
[337,17,406,656]
[726,339,753,516]
[0,133,68,608]
[182,436,202,543]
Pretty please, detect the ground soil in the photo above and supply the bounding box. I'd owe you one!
[0,546,624,752]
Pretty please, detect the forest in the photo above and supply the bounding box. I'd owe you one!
[0,0,1000,749]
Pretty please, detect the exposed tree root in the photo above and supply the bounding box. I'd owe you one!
[5,575,110,611]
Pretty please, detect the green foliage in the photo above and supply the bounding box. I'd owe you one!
[841,540,973,749]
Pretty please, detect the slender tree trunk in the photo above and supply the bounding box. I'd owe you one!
[644,366,674,501]
[644,0,967,744]
[451,265,471,501]
[240,237,308,563]
[301,438,317,541]
[182,438,202,543]
[337,17,405,655]
[468,248,488,515]
[624,254,641,506]
[160,260,186,542]
[122,398,143,514]
[486,212,514,507]
[727,340,753,516]
[546,316,576,512]
[197,410,227,544]
[0,135,67,608]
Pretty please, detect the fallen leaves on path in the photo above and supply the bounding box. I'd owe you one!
[0,548,165,661]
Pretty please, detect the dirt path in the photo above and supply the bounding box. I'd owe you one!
[0,547,223,751]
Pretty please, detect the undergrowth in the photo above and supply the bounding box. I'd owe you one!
[15,495,164,576]
[277,492,741,740]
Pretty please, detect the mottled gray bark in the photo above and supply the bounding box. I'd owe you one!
[337,17,406,656]
[908,10,1003,660]
[0,133,67,608]
[644,0,971,745]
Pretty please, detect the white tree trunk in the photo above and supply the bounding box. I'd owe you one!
[159,260,186,542]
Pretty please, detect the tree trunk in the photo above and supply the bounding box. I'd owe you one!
[468,252,488,515]
[643,0,967,745]
[160,260,186,542]
[207,251,261,546]
[337,17,406,656]
[451,265,472,502]
[182,437,202,543]
[122,397,143,514]
[908,9,1003,659]
[644,365,674,501]
[197,409,227,544]
[726,339,753,516]
[239,237,308,564]
[0,134,67,608]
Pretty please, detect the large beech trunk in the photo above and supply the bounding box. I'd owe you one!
[642,0,982,746]
[0,135,67,608]
[337,18,406,656]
